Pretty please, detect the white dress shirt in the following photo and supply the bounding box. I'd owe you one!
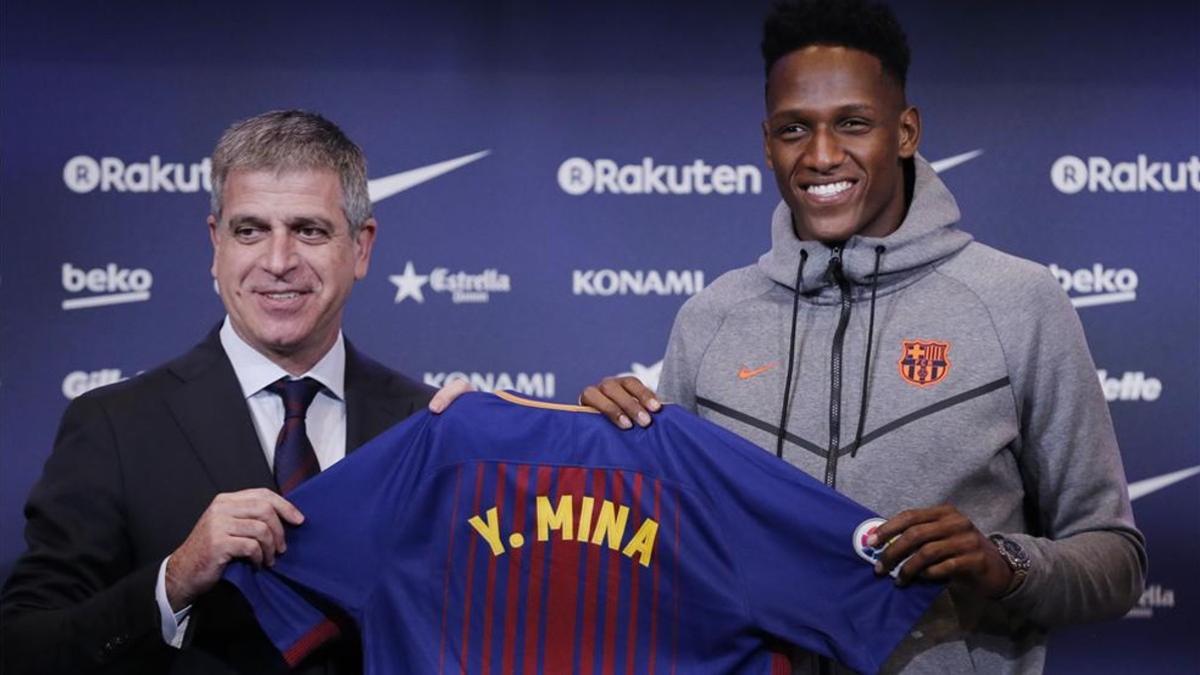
[156,317,348,646]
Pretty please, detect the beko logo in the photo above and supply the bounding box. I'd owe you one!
[557,157,762,195]
[62,369,128,399]
[61,263,153,310]
[389,262,511,304]
[573,269,705,297]
[1050,154,1200,194]
[63,155,212,194]
[423,371,556,399]
[1096,370,1161,402]
[1047,263,1137,309]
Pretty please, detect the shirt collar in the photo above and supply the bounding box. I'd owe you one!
[219,317,346,401]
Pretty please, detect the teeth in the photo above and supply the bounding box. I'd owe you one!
[266,292,300,300]
[806,180,852,197]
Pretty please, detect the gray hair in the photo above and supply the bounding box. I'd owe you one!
[210,110,372,233]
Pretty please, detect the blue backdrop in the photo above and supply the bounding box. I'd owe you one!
[2,1,1197,671]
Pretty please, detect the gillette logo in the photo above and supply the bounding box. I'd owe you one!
[62,369,129,399]
[1047,263,1137,309]
[1051,155,1200,194]
[558,157,761,196]
[63,155,212,194]
[573,269,705,297]
[61,263,153,310]
[424,371,556,399]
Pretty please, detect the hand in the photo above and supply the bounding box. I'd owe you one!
[165,488,304,611]
[580,376,662,429]
[428,378,474,414]
[870,505,1014,599]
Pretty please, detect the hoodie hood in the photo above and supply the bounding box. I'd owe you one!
[757,154,972,300]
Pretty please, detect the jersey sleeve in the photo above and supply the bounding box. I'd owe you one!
[658,407,944,674]
[222,410,437,665]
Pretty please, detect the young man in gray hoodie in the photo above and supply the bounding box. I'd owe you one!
[582,1,1146,672]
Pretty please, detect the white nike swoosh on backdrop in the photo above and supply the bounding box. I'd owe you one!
[1128,465,1200,501]
[930,149,984,173]
[368,150,491,203]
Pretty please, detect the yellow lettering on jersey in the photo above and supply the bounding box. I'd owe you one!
[536,495,574,542]
[577,496,596,541]
[621,518,659,567]
[467,507,506,556]
[590,500,629,550]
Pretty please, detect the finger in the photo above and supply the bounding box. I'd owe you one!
[229,536,265,569]
[890,536,962,585]
[599,378,654,427]
[581,385,634,429]
[429,379,473,414]
[226,518,281,566]
[238,489,305,526]
[620,377,662,413]
[870,505,953,547]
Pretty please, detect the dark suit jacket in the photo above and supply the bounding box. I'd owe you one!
[0,328,433,674]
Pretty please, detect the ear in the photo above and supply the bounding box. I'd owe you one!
[207,214,220,278]
[898,106,921,159]
[353,217,378,280]
[762,120,775,171]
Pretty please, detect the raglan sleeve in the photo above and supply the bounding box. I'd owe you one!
[222,410,435,667]
[993,270,1146,625]
[665,410,943,674]
[657,293,724,413]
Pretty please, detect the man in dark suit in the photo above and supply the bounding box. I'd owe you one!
[1,110,461,673]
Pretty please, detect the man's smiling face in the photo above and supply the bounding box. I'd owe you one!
[763,45,920,243]
[209,168,375,371]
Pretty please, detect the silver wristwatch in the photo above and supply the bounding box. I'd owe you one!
[989,534,1031,595]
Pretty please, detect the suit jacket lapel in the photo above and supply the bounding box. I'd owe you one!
[165,329,276,494]
[344,340,417,454]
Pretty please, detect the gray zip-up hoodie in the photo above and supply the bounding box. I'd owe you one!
[658,156,1146,674]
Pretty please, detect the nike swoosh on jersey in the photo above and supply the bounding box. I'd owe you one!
[367,150,491,203]
[738,363,778,380]
[929,149,983,173]
[1128,465,1200,501]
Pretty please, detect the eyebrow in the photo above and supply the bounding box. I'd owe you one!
[226,214,338,230]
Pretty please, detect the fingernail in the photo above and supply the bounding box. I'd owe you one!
[648,398,661,412]
[636,411,652,427]
[429,402,443,413]
[867,534,878,547]
[618,415,633,430]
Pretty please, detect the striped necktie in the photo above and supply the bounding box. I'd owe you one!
[266,377,324,495]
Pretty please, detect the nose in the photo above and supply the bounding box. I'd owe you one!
[802,126,844,173]
[261,228,298,277]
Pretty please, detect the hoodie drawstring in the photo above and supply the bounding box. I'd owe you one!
[775,249,808,459]
[851,245,885,458]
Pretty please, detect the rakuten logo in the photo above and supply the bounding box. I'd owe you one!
[557,157,761,195]
[61,263,153,310]
[62,369,128,399]
[1050,154,1200,194]
[63,155,212,194]
[424,371,556,399]
[573,269,704,297]
[1126,583,1175,619]
[1097,370,1161,402]
[1047,263,1137,308]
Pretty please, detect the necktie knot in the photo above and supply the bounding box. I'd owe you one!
[266,377,324,420]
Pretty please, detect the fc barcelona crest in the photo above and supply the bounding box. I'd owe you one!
[898,339,951,387]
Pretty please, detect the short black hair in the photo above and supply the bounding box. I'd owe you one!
[761,0,911,89]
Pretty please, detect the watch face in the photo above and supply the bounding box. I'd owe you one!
[1000,538,1031,569]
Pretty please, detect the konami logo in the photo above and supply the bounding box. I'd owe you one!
[424,371,556,399]
[61,262,153,310]
[573,270,704,297]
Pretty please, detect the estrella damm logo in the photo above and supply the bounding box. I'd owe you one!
[467,494,659,567]
[898,339,951,387]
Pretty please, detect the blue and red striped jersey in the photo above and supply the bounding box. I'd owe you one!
[224,391,941,674]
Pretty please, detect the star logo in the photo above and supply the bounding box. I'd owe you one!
[389,262,429,303]
[619,360,663,391]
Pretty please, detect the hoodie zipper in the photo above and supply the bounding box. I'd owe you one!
[824,247,852,488]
